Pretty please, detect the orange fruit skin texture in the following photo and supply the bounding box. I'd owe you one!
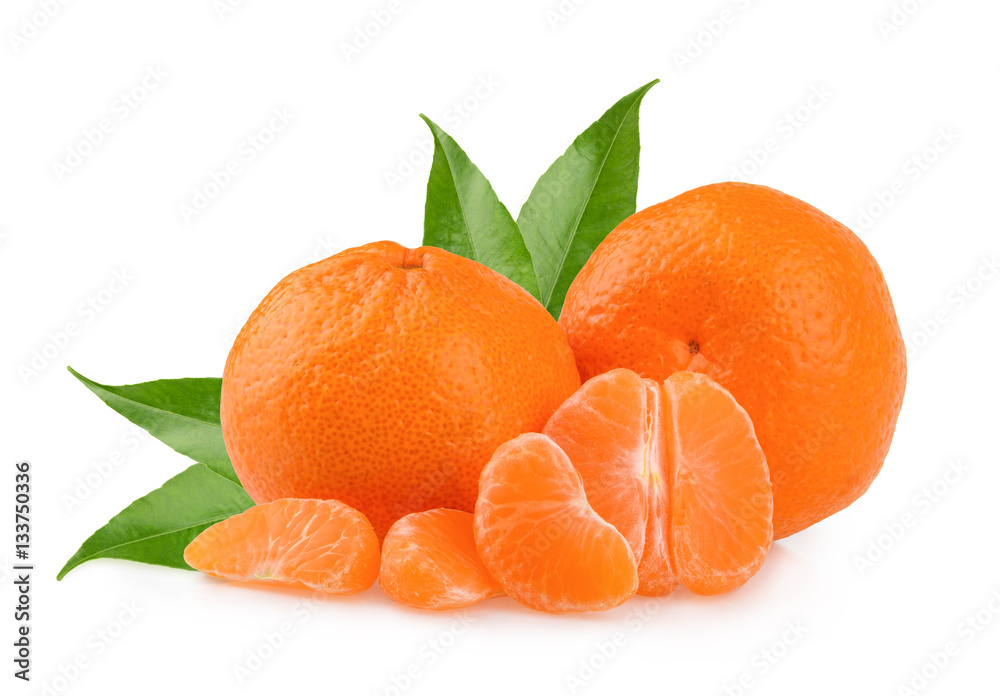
[544,369,772,596]
[183,499,380,594]
[380,509,503,610]
[474,433,639,614]
[560,183,907,539]
[222,241,581,539]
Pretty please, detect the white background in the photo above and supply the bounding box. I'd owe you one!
[2,1,999,695]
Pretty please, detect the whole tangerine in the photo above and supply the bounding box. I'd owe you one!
[222,241,581,537]
[559,182,906,538]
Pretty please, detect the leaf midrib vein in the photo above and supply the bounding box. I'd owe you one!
[542,95,646,309]
[437,133,481,264]
[97,387,222,432]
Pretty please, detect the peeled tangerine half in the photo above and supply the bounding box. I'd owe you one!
[543,369,773,597]
[380,509,504,610]
[184,498,380,595]
[474,433,640,614]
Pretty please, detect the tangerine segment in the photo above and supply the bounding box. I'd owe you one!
[664,372,773,595]
[183,499,380,595]
[474,434,638,614]
[380,509,503,610]
[542,368,770,596]
[635,464,678,597]
[542,369,678,596]
[541,368,650,564]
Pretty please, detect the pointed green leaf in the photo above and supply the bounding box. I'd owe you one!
[68,367,238,484]
[517,79,660,318]
[421,115,541,299]
[57,463,254,580]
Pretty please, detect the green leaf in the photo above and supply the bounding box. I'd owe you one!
[57,464,254,580]
[67,367,239,484]
[517,79,660,319]
[421,115,541,299]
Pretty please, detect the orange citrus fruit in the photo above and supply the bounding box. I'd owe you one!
[560,183,906,538]
[222,241,580,538]
[380,508,503,610]
[183,499,380,594]
[474,433,638,613]
[544,369,772,596]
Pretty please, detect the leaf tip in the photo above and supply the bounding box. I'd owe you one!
[419,113,444,139]
[66,366,95,390]
[637,78,661,96]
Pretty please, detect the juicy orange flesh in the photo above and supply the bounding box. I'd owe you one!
[183,498,380,595]
[665,372,773,594]
[380,509,503,610]
[635,379,678,596]
[474,433,638,614]
[543,369,771,597]
[541,368,649,562]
